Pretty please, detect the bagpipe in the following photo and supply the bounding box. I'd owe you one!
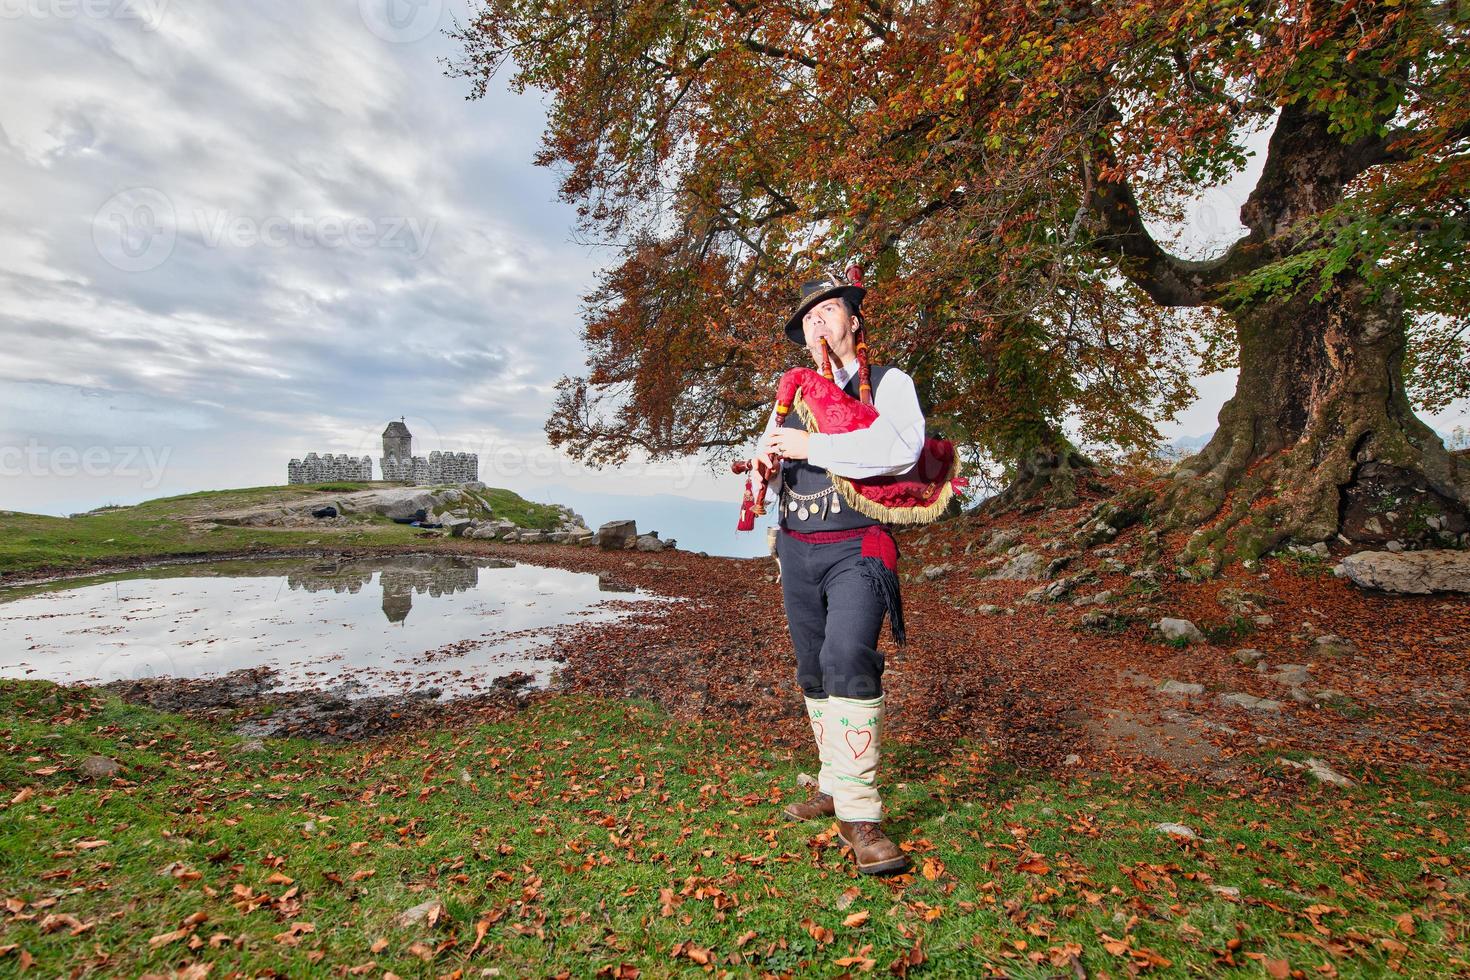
[732,272,963,532]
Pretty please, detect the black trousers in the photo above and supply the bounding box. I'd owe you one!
[776,530,887,699]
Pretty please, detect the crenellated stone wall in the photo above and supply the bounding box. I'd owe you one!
[287,453,373,485]
[379,450,478,486]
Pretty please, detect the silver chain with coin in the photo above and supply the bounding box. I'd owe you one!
[783,485,842,521]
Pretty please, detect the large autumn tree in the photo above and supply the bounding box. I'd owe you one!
[450,0,1469,569]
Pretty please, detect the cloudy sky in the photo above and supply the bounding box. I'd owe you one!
[0,1,1464,553]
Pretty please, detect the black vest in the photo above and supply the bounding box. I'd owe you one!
[778,364,893,531]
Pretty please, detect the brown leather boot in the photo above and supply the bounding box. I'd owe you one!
[836,820,910,875]
[782,790,835,821]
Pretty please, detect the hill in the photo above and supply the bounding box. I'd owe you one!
[0,482,569,581]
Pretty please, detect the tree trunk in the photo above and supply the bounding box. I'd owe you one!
[1162,275,1470,572]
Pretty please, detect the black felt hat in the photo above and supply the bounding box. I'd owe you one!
[783,273,866,346]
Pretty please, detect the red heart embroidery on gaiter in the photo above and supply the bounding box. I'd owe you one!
[844,728,872,759]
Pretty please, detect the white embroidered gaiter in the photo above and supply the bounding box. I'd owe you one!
[826,693,885,822]
[804,694,837,796]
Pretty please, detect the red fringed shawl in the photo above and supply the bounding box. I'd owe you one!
[776,367,962,524]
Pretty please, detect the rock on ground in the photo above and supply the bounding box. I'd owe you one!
[393,898,443,929]
[1218,692,1284,712]
[1334,549,1470,594]
[81,755,122,780]
[597,520,639,550]
[982,529,1022,555]
[1156,617,1207,645]
[1312,634,1359,656]
[1270,664,1312,686]
[1281,757,1355,787]
[1153,822,1198,840]
[990,549,1046,581]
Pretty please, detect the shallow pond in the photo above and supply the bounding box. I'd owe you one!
[0,554,657,697]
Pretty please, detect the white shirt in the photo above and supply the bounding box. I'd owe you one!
[757,359,926,490]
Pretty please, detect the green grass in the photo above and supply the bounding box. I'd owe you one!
[1201,614,1257,645]
[1,682,1465,977]
[470,488,564,531]
[0,483,567,579]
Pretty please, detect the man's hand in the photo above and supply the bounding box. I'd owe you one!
[768,428,810,460]
[752,430,777,476]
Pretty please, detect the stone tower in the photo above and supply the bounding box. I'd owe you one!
[382,418,412,461]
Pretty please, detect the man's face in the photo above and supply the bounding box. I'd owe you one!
[801,298,856,363]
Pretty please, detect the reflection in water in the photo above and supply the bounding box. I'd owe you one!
[0,554,657,697]
[285,555,489,624]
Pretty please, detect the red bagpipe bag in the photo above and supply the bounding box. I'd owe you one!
[778,367,962,523]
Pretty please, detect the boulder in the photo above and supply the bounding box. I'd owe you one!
[442,516,473,538]
[982,529,1022,555]
[990,549,1046,581]
[1044,555,1073,578]
[597,520,639,551]
[1157,680,1205,696]
[1334,549,1470,594]
[381,492,438,522]
[1270,664,1311,686]
[1156,617,1206,645]
[1022,577,1074,604]
[1233,648,1266,666]
[635,534,664,552]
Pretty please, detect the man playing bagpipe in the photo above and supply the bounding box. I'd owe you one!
[739,269,960,875]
